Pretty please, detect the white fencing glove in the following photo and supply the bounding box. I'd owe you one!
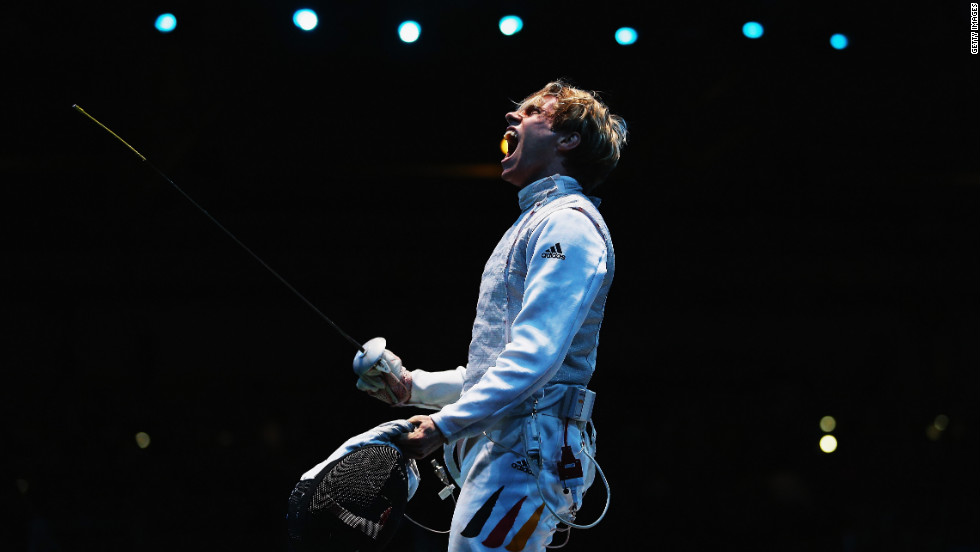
[353,337,413,405]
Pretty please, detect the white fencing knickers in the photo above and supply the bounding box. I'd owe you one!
[443,395,598,551]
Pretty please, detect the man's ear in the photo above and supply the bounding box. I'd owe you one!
[556,132,581,153]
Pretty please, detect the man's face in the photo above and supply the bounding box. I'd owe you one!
[500,95,564,188]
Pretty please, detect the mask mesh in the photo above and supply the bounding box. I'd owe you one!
[308,445,408,541]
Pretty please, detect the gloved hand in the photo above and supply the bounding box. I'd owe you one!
[353,338,413,405]
[396,414,448,459]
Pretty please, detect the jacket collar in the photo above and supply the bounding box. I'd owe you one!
[517,174,583,212]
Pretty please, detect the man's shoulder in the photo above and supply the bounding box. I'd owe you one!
[528,204,608,250]
[540,194,607,229]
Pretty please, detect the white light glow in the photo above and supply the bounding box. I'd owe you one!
[499,16,523,36]
[615,27,638,46]
[293,9,319,32]
[155,13,177,33]
[399,20,421,43]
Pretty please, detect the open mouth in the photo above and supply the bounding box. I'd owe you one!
[503,129,519,158]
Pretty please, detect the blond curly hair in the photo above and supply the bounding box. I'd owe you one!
[516,80,628,190]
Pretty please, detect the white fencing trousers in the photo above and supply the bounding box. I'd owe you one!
[444,414,598,551]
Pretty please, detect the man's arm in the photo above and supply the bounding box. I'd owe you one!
[407,367,465,409]
[354,347,464,408]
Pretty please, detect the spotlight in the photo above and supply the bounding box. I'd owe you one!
[155,13,177,33]
[499,15,523,36]
[293,9,318,31]
[830,33,849,50]
[819,416,837,433]
[614,27,637,46]
[398,20,421,43]
[742,21,764,39]
[135,432,152,449]
[819,435,838,453]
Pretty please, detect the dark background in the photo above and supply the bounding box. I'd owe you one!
[2,1,978,550]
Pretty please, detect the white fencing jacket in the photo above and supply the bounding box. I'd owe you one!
[415,175,615,442]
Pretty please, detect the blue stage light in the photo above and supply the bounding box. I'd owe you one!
[830,33,849,50]
[293,9,318,31]
[499,15,523,36]
[614,27,637,45]
[155,13,177,33]
[742,21,764,39]
[398,20,421,43]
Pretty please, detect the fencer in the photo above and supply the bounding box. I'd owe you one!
[353,80,627,551]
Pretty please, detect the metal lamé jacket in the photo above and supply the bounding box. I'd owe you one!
[427,175,616,442]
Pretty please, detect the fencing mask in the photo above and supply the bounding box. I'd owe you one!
[286,420,420,552]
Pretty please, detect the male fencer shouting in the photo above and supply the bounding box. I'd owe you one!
[355,80,627,551]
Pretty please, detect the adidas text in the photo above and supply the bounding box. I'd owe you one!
[511,459,534,475]
[542,243,566,260]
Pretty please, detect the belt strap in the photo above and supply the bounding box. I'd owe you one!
[508,384,596,421]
